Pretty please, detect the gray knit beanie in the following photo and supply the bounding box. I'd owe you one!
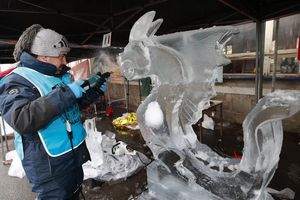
[13,24,70,61]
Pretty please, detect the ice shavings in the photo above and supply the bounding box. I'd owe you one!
[83,118,150,182]
[6,150,25,178]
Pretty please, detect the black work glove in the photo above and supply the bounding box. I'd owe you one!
[85,72,110,96]
[94,72,110,95]
[78,72,110,108]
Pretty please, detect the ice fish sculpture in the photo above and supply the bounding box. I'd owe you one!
[119,11,300,200]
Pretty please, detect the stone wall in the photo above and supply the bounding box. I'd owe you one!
[215,79,300,133]
[107,80,141,111]
[107,79,300,133]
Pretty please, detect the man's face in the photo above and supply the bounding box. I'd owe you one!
[38,52,67,74]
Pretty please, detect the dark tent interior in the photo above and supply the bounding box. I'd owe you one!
[0,0,299,63]
[0,1,300,200]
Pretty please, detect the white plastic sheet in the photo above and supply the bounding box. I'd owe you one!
[201,114,215,130]
[1,116,14,136]
[6,150,25,178]
[84,118,104,168]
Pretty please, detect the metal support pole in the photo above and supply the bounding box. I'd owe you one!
[255,21,265,102]
[1,116,9,152]
[93,103,98,116]
[126,79,130,113]
[272,19,279,92]
[138,80,142,103]
[0,120,5,161]
[0,113,9,161]
[123,78,129,113]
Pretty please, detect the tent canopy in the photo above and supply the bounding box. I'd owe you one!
[0,0,299,63]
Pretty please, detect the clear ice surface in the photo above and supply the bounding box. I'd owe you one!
[83,118,150,182]
[120,11,300,200]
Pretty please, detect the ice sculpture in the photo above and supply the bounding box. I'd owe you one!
[119,11,300,200]
[83,118,150,182]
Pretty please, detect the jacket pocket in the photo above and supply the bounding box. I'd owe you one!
[22,138,52,183]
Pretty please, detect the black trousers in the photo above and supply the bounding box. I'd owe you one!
[32,166,84,200]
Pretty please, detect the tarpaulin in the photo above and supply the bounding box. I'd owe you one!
[70,60,90,81]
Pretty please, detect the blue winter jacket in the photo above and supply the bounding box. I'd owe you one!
[0,52,99,184]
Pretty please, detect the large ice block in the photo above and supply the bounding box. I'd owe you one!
[120,11,300,200]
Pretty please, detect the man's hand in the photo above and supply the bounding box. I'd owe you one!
[99,80,107,93]
[79,72,110,96]
[94,74,109,95]
[67,80,86,98]
[95,72,110,94]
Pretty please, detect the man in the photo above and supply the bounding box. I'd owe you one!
[0,24,107,199]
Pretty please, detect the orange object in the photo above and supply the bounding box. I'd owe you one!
[233,149,241,159]
[106,106,113,117]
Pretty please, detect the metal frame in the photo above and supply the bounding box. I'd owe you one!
[106,78,129,113]
[198,101,223,142]
[0,113,9,162]
[81,0,168,44]
[271,19,279,92]
[218,0,266,102]
[255,21,265,102]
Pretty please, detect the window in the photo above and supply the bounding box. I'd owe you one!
[273,14,300,74]
[223,22,256,74]
[223,13,300,76]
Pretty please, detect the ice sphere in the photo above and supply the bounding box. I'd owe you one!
[120,11,300,200]
[144,101,164,129]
